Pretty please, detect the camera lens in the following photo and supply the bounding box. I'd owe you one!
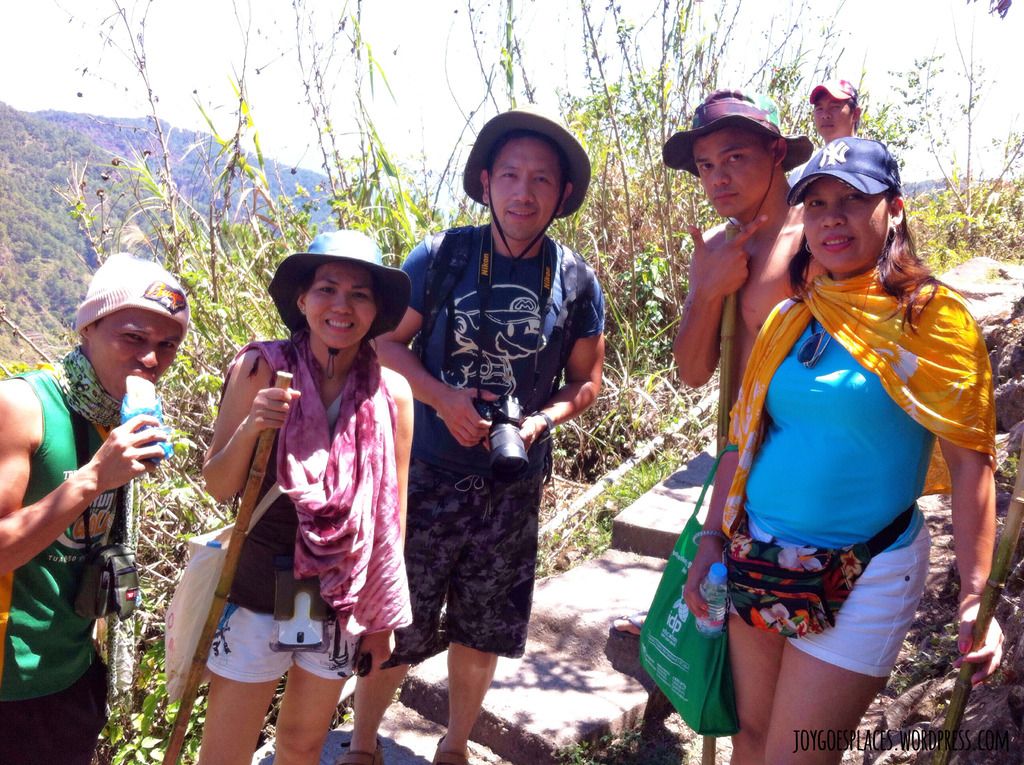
[489,423,528,480]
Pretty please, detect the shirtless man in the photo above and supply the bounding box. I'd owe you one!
[613,90,812,637]
[663,89,812,397]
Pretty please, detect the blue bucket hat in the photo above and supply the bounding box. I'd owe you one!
[788,137,902,206]
[269,230,411,338]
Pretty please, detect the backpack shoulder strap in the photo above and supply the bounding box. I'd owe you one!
[414,226,478,359]
[554,243,596,368]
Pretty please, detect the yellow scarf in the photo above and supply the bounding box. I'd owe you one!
[722,269,996,536]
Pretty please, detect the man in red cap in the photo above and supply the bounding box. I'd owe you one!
[810,78,862,144]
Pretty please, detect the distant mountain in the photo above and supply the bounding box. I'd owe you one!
[0,102,330,362]
[33,110,330,224]
[0,102,97,359]
[904,178,946,197]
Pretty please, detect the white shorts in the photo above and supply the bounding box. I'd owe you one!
[206,604,359,683]
[788,524,931,677]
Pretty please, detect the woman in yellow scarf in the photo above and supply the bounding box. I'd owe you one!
[682,138,1003,764]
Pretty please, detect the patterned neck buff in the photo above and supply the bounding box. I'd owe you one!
[52,347,122,428]
[50,346,141,699]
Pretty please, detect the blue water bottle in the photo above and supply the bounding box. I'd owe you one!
[696,562,729,637]
[120,376,174,462]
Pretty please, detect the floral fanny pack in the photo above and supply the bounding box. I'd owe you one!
[726,505,914,638]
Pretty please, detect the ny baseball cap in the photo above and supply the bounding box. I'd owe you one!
[787,137,902,205]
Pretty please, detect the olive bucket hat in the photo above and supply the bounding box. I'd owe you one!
[462,106,592,217]
[663,89,813,175]
[269,230,411,339]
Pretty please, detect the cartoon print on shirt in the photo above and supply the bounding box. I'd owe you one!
[56,488,117,550]
[444,283,543,396]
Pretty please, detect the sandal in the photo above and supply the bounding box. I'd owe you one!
[611,610,647,637]
[432,738,470,765]
[336,738,385,765]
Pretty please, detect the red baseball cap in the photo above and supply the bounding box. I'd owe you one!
[809,79,859,107]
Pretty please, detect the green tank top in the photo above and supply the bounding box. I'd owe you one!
[0,370,113,701]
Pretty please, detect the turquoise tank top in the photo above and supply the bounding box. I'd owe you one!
[745,321,932,550]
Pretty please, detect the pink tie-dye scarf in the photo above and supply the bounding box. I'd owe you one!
[237,332,411,635]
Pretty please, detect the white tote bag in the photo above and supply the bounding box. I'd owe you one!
[165,486,282,701]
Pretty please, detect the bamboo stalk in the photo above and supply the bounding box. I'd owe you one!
[162,371,292,765]
[715,293,738,452]
[933,434,1024,765]
[704,224,740,765]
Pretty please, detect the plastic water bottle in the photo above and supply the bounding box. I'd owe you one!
[121,375,174,462]
[696,562,729,637]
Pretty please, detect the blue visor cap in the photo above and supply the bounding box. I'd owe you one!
[788,137,902,205]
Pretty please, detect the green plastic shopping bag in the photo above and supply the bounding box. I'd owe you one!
[638,450,740,736]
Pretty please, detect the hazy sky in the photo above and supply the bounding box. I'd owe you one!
[0,0,1020,183]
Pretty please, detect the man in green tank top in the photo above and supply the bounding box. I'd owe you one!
[0,254,189,765]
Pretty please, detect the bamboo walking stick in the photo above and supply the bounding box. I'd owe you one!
[163,371,292,765]
[933,433,1024,765]
[703,225,740,765]
[715,292,739,453]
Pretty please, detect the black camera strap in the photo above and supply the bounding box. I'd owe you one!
[471,227,554,393]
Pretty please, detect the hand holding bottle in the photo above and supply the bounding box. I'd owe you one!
[695,562,729,637]
[121,375,173,462]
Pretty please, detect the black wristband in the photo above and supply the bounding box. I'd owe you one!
[536,411,556,434]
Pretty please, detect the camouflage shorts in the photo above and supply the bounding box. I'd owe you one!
[387,459,544,665]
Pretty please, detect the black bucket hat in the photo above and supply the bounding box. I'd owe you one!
[663,89,813,175]
[787,137,902,206]
[269,230,411,339]
[463,106,592,217]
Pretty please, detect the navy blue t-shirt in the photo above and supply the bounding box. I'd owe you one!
[404,227,604,477]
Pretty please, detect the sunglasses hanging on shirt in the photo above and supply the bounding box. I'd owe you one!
[797,319,832,369]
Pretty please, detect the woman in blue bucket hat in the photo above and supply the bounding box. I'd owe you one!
[196,231,414,765]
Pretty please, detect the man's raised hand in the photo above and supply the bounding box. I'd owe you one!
[686,215,767,302]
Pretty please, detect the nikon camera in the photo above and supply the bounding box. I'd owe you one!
[474,395,528,480]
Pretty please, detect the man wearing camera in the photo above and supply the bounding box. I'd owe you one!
[0,254,188,765]
[344,108,604,765]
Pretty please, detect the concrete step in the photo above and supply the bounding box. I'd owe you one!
[610,447,716,559]
[253,700,510,764]
[398,548,666,765]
